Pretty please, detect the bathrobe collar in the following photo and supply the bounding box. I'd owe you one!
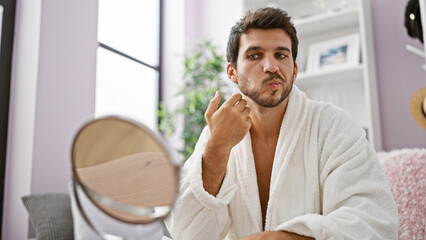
[231,86,311,231]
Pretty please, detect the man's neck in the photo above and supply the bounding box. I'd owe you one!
[248,97,289,143]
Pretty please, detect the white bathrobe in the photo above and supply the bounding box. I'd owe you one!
[165,87,398,240]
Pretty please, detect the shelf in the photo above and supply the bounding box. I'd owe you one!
[296,64,364,86]
[293,8,359,37]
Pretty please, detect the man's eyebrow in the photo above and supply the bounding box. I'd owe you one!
[244,46,291,53]
[244,46,264,53]
[275,46,291,52]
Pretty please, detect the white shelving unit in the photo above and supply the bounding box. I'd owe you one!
[244,0,383,150]
[297,64,364,86]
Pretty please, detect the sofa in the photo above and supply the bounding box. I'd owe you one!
[22,148,425,240]
[376,148,426,239]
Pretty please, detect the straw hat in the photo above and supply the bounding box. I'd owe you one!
[409,86,426,130]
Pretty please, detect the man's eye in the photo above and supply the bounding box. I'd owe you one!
[248,54,259,60]
[277,53,287,59]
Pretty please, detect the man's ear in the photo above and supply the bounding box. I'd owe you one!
[227,63,238,84]
[292,62,298,83]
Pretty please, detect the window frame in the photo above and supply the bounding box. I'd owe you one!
[96,0,164,126]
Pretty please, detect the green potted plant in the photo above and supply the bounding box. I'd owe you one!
[159,40,227,161]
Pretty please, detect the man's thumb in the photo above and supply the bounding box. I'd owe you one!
[205,91,221,119]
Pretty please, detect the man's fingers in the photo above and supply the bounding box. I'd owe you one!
[235,99,248,111]
[246,116,252,127]
[242,106,251,116]
[223,93,243,108]
[205,91,221,120]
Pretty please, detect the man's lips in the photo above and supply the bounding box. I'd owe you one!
[268,79,282,88]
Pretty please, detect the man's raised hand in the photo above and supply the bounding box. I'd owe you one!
[202,91,252,196]
[205,91,252,153]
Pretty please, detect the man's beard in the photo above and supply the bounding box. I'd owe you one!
[237,72,294,108]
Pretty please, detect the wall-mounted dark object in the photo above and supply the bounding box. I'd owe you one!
[405,0,424,43]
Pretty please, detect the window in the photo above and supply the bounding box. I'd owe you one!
[95,0,162,130]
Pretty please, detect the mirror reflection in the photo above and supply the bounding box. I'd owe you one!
[72,117,178,225]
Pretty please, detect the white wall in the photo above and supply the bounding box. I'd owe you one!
[2,0,98,239]
[185,0,244,54]
[183,0,243,108]
[162,0,186,154]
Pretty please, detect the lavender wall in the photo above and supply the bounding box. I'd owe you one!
[30,0,98,194]
[2,0,98,239]
[370,0,426,150]
[185,0,243,53]
[2,1,41,238]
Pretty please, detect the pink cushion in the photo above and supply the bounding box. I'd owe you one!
[377,148,426,240]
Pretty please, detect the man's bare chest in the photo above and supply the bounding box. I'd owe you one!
[252,139,276,227]
[252,146,274,196]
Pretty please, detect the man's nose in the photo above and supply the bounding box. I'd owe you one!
[263,56,279,73]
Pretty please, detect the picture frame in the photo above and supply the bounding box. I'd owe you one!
[306,33,360,73]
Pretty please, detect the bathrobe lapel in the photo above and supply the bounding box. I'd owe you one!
[232,133,263,232]
[231,87,310,232]
[265,87,311,230]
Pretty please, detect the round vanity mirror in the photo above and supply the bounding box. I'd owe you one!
[71,116,179,236]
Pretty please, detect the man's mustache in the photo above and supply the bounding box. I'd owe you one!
[262,73,285,84]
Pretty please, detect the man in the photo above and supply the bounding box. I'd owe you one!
[165,7,398,240]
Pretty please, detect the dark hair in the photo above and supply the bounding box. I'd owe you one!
[226,7,298,67]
